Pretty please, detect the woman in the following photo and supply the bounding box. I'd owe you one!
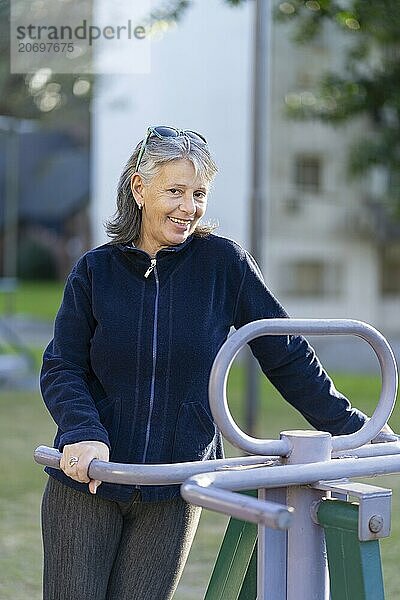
[40,126,394,600]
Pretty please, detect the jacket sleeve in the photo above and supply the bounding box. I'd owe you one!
[232,251,367,435]
[40,265,111,451]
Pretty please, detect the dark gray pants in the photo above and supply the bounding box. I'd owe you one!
[41,477,201,600]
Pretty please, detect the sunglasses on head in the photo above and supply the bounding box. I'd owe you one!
[135,126,207,172]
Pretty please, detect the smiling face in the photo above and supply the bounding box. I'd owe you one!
[131,159,209,257]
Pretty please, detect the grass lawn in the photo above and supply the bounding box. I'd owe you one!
[0,282,63,321]
[1,367,400,599]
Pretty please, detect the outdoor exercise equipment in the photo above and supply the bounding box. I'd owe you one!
[35,318,400,599]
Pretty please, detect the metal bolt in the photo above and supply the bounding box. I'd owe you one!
[369,514,384,533]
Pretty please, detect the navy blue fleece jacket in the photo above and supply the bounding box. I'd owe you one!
[40,234,366,501]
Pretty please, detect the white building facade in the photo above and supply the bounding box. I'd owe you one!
[91,0,400,338]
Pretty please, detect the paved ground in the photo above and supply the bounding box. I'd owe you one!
[1,315,54,347]
[0,316,52,390]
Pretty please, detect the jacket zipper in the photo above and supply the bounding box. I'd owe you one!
[144,258,157,278]
[141,262,159,462]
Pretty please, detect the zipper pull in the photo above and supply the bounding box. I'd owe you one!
[144,258,157,278]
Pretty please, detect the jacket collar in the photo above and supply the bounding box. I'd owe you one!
[116,234,194,257]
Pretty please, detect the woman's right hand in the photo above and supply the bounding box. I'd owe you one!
[60,440,110,494]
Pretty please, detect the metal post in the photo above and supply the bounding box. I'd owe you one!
[1,119,19,314]
[282,430,332,600]
[256,431,333,600]
[246,0,272,434]
[258,487,288,599]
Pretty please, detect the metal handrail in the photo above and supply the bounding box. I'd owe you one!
[333,441,400,458]
[35,440,400,491]
[208,318,398,454]
[33,445,278,485]
[181,450,400,494]
[35,439,400,531]
[33,446,292,529]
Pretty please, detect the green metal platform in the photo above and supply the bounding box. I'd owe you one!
[203,495,385,600]
[317,499,385,600]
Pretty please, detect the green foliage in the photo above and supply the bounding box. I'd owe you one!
[17,238,57,281]
[0,281,63,319]
[276,0,400,209]
[0,0,91,134]
[149,0,193,24]
[148,0,246,27]
[150,0,400,212]
[223,0,249,5]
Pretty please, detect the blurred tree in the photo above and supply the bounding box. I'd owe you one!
[0,0,247,141]
[0,0,91,143]
[151,0,400,215]
[275,0,400,215]
[148,0,246,25]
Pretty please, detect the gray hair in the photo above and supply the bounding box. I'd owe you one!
[105,134,219,245]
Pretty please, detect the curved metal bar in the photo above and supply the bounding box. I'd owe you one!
[182,453,400,493]
[208,318,398,454]
[36,445,400,491]
[33,445,280,485]
[34,446,293,529]
[333,440,400,459]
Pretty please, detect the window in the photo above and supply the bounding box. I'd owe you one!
[280,260,342,297]
[294,155,322,193]
[380,247,400,295]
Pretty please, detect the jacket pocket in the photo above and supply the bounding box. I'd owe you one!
[96,396,122,451]
[172,401,217,463]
